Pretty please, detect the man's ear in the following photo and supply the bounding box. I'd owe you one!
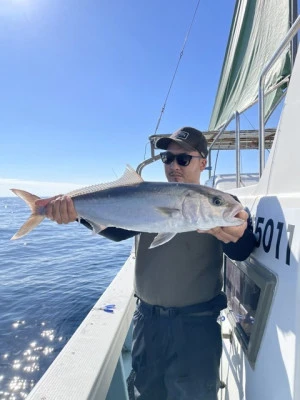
[200,158,207,171]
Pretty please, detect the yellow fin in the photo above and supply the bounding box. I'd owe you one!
[149,233,177,248]
[11,214,45,240]
[10,189,45,240]
[11,189,41,211]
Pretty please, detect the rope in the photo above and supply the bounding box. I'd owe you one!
[154,0,201,134]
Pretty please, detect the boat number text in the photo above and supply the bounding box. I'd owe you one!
[254,217,295,266]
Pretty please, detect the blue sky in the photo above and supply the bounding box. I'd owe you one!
[0,0,296,196]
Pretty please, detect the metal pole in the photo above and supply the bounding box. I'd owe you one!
[290,0,298,67]
[258,15,300,177]
[136,154,161,176]
[258,79,265,177]
[208,151,212,179]
[235,112,241,188]
[208,113,235,152]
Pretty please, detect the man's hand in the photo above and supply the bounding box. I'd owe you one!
[197,210,248,244]
[35,196,77,224]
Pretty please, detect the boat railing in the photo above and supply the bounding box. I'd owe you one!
[258,14,300,176]
[211,14,300,182]
[26,251,136,400]
[137,15,300,185]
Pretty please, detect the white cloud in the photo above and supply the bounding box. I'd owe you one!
[0,178,83,198]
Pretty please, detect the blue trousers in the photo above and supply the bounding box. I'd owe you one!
[131,296,226,400]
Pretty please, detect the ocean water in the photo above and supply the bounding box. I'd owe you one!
[0,197,133,399]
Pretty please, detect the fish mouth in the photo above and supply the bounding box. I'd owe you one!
[225,205,245,224]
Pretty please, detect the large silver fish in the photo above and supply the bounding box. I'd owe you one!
[11,165,244,248]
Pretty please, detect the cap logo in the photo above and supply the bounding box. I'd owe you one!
[176,131,189,140]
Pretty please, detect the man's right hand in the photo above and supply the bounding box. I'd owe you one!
[35,196,77,224]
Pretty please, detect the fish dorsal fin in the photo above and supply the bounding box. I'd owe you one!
[66,165,143,197]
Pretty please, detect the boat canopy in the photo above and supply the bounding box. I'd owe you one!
[150,128,276,152]
[209,0,291,131]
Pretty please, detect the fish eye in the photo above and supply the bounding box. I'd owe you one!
[211,196,224,206]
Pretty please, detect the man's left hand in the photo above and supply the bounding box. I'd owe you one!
[197,210,248,244]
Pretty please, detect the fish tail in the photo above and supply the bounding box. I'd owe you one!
[10,189,45,240]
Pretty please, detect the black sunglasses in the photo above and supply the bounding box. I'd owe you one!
[160,151,203,167]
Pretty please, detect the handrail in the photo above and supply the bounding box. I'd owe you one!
[207,113,235,152]
[208,111,241,188]
[207,16,299,182]
[136,154,161,176]
[26,254,136,400]
[137,17,300,184]
[258,15,300,176]
[235,111,241,188]
[290,0,299,67]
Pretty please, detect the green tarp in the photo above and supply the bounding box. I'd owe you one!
[209,0,292,131]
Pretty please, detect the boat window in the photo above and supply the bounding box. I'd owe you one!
[223,256,277,368]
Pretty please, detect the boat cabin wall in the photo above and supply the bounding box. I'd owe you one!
[219,45,300,400]
[255,44,300,197]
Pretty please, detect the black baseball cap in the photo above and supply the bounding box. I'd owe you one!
[156,126,208,158]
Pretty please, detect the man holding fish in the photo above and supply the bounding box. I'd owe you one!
[12,127,256,399]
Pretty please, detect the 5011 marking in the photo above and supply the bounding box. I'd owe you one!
[254,217,295,266]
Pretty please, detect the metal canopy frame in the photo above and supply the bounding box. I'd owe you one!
[149,128,276,152]
[136,128,276,176]
[137,16,300,180]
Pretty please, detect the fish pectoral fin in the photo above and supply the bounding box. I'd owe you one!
[155,207,181,217]
[149,233,177,249]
